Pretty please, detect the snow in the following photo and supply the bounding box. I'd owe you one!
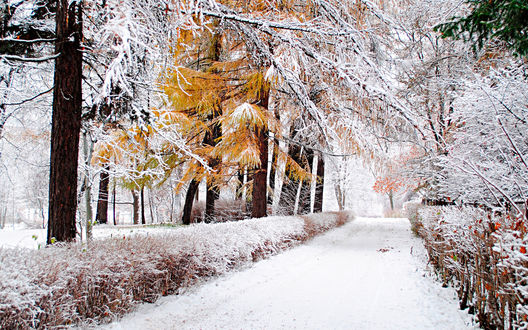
[103,217,475,330]
[0,224,184,250]
[0,226,46,249]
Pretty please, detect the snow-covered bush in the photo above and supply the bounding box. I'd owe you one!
[403,201,422,236]
[0,212,352,328]
[415,206,528,329]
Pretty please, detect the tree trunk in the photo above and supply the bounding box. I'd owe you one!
[251,75,270,219]
[112,182,116,225]
[297,148,313,215]
[182,179,200,225]
[95,165,110,224]
[388,191,394,211]
[204,116,221,223]
[81,131,93,241]
[236,168,244,200]
[132,189,139,225]
[47,0,83,244]
[203,30,222,223]
[205,183,220,223]
[149,189,156,223]
[313,154,325,213]
[140,186,146,225]
[268,137,279,205]
[252,126,268,218]
[335,184,345,211]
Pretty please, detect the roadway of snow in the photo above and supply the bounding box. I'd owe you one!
[103,217,475,330]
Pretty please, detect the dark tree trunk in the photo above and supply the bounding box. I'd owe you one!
[251,76,270,219]
[132,190,139,225]
[47,0,83,244]
[112,182,116,225]
[182,179,200,225]
[204,114,221,223]
[236,168,244,200]
[252,126,268,218]
[297,149,314,215]
[95,165,110,224]
[140,186,146,225]
[203,30,222,223]
[313,154,325,213]
[205,183,220,223]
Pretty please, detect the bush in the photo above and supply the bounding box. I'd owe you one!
[415,206,528,329]
[0,212,352,328]
[403,201,423,236]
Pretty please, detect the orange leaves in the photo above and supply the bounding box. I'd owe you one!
[521,246,527,254]
[372,176,404,194]
[92,125,152,166]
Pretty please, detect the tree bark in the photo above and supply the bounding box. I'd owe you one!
[250,75,270,219]
[112,182,116,225]
[204,117,221,223]
[205,183,220,223]
[313,154,325,213]
[47,0,83,244]
[182,179,200,225]
[140,186,146,225]
[132,189,139,225]
[297,148,313,215]
[388,191,394,211]
[95,165,110,224]
[81,131,93,241]
[203,30,222,223]
[252,126,268,218]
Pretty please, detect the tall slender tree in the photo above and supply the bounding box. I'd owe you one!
[47,0,83,244]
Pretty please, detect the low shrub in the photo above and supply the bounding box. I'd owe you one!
[403,201,423,236]
[415,205,528,329]
[0,212,352,329]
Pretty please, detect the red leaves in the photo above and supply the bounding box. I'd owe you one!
[520,246,526,254]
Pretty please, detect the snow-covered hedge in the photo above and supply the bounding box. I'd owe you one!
[409,205,528,329]
[0,212,351,328]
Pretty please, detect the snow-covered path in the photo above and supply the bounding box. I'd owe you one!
[103,217,474,330]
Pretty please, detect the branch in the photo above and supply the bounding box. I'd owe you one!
[0,53,60,63]
[0,38,55,44]
[497,117,528,171]
[3,87,53,106]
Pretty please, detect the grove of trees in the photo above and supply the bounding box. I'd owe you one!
[0,0,526,243]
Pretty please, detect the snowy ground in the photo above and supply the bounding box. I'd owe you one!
[0,224,182,249]
[101,217,475,330]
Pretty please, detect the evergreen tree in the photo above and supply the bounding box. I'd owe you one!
[436,0,528,56]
